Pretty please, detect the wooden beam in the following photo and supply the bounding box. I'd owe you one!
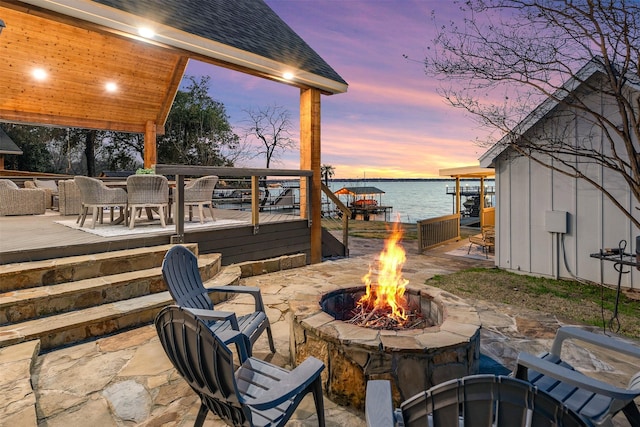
[157,56,190,129]
[300,88,322,264]
[144,121,157,168]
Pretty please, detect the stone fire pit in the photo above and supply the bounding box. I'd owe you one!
[289,284,481,409]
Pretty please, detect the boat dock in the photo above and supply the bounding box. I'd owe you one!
[446,185,495,218]
[333,186,393,221]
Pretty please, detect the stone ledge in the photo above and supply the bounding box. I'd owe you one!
[235,253,307,278]
[0,340,40,426]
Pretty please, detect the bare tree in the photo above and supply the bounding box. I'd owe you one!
[426,0,640,227]
[243,105,297,169]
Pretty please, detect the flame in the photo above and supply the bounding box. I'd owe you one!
[358,220,409,323]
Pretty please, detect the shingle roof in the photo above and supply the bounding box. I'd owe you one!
[92,0,347,87]
[0,127,22,155]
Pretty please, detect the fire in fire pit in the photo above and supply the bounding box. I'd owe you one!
[349,221,425,329]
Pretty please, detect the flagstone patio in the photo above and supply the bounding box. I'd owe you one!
[2,237,638,426]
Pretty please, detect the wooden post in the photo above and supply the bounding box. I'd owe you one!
[455,178,461,215]
[144,120,157,168]
[251,175,260,233]
[480,176,485,227]
[300,88,322,264]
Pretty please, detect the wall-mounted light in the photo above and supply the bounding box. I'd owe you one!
[0,18,6,35]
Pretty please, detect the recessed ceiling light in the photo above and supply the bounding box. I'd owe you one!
[32,68,47,81]
[283,72,294,80]
[105,82,118,93]
[138,27,155,38]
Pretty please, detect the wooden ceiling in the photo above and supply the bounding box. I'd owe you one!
[0,3,187,134]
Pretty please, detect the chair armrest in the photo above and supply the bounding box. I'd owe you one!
[515,352,640,401]
[184,307,239,330]
[365,380,396,427]
[215,329,250,363]
[551,326,640,359]
[243,357,325,410]
[205,285,266,312]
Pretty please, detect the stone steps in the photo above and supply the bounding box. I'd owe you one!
[0,244,237,351]
[0,247,308,426]
[0,244,196,291]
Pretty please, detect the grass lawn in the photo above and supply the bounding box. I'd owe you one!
[428,267,640,338]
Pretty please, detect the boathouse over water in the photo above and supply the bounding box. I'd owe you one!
[334,186,392,220]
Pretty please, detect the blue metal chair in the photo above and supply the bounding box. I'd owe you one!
[515,326,640,427]
[366,375,591,427]
[161,245,275,357]
[155,305,325,427]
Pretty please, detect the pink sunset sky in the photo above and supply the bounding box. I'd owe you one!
[185,1,491,179]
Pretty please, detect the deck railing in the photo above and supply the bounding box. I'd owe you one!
[154,165,313,243]
[417,213,461,252]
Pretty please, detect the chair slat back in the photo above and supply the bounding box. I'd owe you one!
[400,375,589,427]
[155,306,250,426]
[162,245,214,310]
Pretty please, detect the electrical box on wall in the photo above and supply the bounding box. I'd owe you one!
[545,210,568,233]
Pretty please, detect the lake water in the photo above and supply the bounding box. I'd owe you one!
[327,179,494,223]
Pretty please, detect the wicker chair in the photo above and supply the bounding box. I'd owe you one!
[126,174,169,229]
[0,179,46,216]
[58,179,82,216]
[24,178,58,209]
[74,176,128,228]
[182,175,218,223]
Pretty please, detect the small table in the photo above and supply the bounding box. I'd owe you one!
[589,241,638,332]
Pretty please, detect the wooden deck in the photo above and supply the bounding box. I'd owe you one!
[0,208,310,265]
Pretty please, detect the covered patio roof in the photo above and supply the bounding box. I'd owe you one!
[0,0,347,136]
[439,165,495,179]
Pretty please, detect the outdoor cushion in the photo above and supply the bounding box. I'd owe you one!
[34,179,59,193]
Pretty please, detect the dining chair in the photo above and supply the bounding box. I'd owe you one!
[74,176,128,228]
[182,175,218,223]
[126,174,169,229]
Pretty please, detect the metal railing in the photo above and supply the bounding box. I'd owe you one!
[154,165,313,243]
[417,213,461,252]
[321,183,352,254]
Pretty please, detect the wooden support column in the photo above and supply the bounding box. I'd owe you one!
[455,178,461,215]
[144,120,157,168]
[300,88,322,264]
[480,177,485,227]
